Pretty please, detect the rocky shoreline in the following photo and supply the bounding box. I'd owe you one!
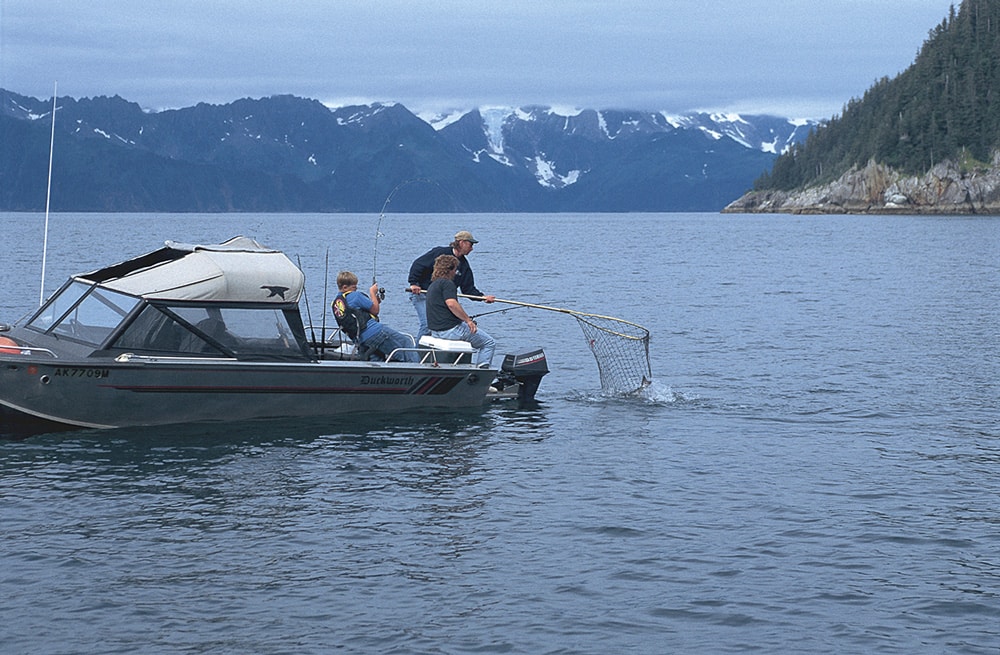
[722,157,1000,215]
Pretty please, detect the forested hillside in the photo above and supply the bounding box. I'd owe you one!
[757,0,1000,192]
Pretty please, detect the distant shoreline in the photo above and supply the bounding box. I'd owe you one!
[723,159,1000,216]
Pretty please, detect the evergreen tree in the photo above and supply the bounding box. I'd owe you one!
[757,0,1000,191]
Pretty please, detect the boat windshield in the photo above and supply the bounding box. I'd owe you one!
[111,304,309,360]
[26,280,140,346]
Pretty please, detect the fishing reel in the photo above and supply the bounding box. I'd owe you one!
[371,279,386,301]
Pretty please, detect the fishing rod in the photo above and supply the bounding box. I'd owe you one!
[372,179,431,298]
[297,255,317,344]
[321,248,330,343]
[371,177,458,296]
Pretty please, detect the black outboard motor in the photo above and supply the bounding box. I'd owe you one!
[499,348,548,402]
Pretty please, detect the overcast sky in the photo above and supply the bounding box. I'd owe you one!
[0,0,954,120]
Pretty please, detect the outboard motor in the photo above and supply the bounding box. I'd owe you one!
[499,348,549,402]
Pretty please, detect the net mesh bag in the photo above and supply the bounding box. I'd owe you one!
[573,313,652,395]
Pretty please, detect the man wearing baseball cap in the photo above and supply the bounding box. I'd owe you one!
[408,230,495,338]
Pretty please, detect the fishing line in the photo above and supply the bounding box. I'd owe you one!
[469,305,527,320]
[371,177,464,291]
[372,179,429,290]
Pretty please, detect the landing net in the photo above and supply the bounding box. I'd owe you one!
[460,293,653,396]
[573,313,652,395]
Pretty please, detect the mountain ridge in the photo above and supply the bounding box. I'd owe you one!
[1,89,817,212]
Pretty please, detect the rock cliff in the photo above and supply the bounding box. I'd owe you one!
[722,155,1000,214]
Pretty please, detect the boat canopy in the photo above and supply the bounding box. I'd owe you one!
[74,236,304,304]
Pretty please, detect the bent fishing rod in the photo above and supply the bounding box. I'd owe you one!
[371,177,445,300]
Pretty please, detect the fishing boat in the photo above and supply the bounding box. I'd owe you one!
[0,237,548,435]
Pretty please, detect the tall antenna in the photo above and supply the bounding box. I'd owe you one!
[40,82,57,306]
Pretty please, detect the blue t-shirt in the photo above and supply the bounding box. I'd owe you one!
[344,290,382,342]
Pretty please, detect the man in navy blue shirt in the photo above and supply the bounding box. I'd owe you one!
[408,230,495,338]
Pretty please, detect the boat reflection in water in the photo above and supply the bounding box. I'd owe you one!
[0,237,546,435]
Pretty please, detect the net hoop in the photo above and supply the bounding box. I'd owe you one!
[457,293,652,395]
[572,312,651,395]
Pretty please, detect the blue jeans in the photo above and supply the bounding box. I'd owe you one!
[432,323,496,367]
[410,293,430,339]
[362,325,419,362]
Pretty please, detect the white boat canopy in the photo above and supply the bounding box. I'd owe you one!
[76,236,305,304]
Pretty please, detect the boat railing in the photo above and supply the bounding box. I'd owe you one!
[373,346,474,366]
[304,325,359,360]
[304,325,353,345]
[1,345,59,358]
[303,329,477,366]
[414,348,475,366]
[115,353,238,363]
[414,336,476,366]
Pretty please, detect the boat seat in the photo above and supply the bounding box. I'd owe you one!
[179,317,237,355]
[418,335,474,364]
[418,336,474,353]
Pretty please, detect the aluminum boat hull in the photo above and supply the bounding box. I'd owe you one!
[0,355,495,430]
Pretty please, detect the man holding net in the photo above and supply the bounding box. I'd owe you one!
[408,230,495,338]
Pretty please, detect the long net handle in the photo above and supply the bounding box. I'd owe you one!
[458,294,649,337]
[461,293,652,395]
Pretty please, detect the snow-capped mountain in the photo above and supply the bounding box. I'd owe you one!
[0,90,819,212]
[430,106,816,205]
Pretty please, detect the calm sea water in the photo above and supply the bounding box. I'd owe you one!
[1,212,998,654]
